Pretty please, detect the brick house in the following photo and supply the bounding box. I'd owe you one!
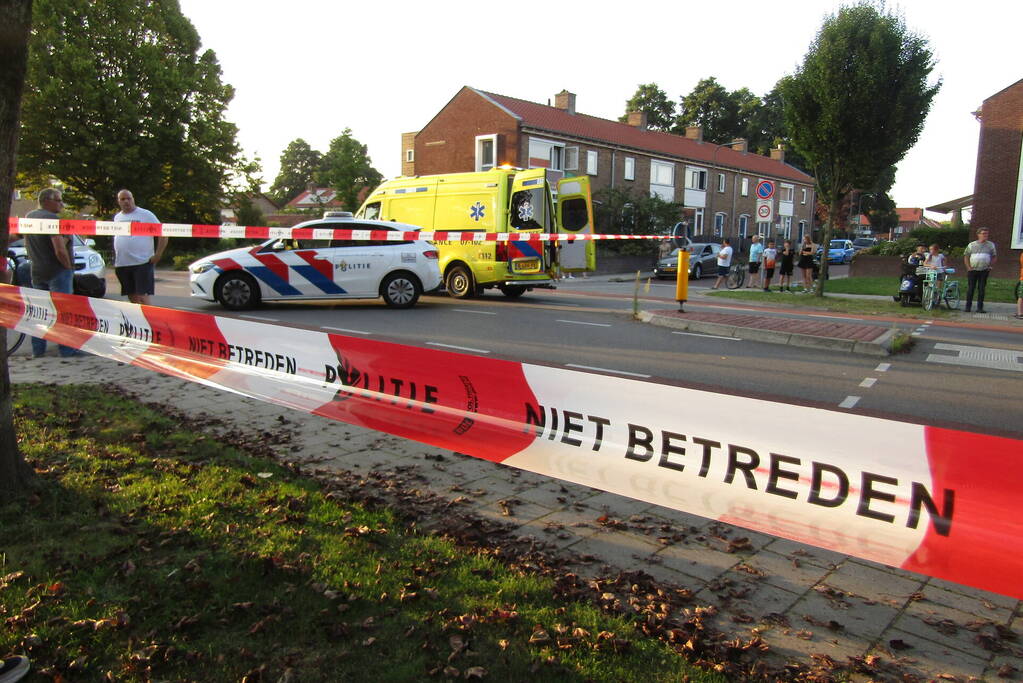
[971,78,1022,276]
[404,87,817,245]
[891,207,942,238]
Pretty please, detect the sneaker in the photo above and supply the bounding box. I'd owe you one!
[763,287,769,292]
[0,656,30,683]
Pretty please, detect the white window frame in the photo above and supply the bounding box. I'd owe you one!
[801,188,807,204]
[738,214,749,238]
[587,150,598,176]
[565,146,579,171]
[741,177,749,196]
[713,212,726,236]
[757,222,770,238]
[694,208,704,234]
[405,148,414,163]
[623,156,635,181]
[717,173,726,193]
[782,216,793,240]
[527,137,566,171]
[780,184,794,202]
[798,220,808,241]
[475,134,497,172]
[685,166,707,191]
[650,160,674,201]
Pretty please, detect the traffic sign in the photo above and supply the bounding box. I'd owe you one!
[755,180,775,200]
[756,200,774,223]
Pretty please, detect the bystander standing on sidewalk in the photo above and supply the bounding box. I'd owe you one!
[24,188,80,359]
[762,240,777,292]
[711,239,732,290]
[797,235,815,291]
[963,227,996,313]
[1016,250,1022,319]
[746,234,763,288]
[113,190,168,306]
[778,240,795,291]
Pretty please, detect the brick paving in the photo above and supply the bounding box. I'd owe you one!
[10,351,1022,680]
[651,309,889,341]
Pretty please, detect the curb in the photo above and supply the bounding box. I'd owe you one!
[639,310,898,356]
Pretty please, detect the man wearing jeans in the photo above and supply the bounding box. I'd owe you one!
[963,227,997,313]
[24,188,79,358]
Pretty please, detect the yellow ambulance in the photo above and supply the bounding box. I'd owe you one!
[355,167,594,298]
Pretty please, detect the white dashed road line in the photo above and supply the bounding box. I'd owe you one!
[566,364,651,378]
[838,396,861,409]
[911,320,933,337]
[672,331,741,341]
[926,343,1023,372]
[426,342,491,354]
[875,363,891,372]
[859,378,877,388]
[323,326,371,335]
[239,315,278,322]
[556,320,612,327]
[453,309,497,315]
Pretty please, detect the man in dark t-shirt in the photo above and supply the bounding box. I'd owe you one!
[23,188,79,358]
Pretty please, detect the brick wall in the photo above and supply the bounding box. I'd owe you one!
[972,80,1023,260]
[414,88,519,175]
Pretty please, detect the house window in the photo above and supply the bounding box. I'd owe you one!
[801,188,807,204]
[714,212,726,236]
[565,146,579,171]
[587,150,598,176]
[798,221,808,241]
[738,214,749,238]
[758,222,770,237]
[782,216,793,239]
[717,173,726,193]
[475,134,497,172]
[740,178,749,196]
[405,149,414,163]
[694,208,704,234]
[780,184,794,202]
[650,160,674,201]
[527,137,565,171]
[685,167,707,190]
[624,157,635,181]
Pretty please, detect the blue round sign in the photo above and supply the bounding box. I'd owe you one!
[756,180,775,200]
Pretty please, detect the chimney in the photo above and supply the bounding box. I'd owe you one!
[731,138,748,153]
[554,90,576,115]
[627,111,648,130]
[305,179,317,193]
[685,126,703,142]
[770,144,786,163]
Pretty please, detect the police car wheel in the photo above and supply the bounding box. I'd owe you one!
[215,272,260,310]
[381,272,421,308]
[446,265,475,299]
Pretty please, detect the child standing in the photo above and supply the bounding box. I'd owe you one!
[762,240,778,292]
[779,240,796,291]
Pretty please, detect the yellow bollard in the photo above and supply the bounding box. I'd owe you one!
[675,250,689,311]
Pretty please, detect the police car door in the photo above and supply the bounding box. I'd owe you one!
[325,233,388,297]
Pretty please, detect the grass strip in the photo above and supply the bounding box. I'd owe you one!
[1,384,726,683]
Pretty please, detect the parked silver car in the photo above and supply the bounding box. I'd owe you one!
[654,242,722,280]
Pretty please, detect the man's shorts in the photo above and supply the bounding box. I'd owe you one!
[116,263,155,296]
[717,265,730,277]
[779,264,794,276]
[748,262,761,274]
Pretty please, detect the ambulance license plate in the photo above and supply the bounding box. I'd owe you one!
[512,259,540,273]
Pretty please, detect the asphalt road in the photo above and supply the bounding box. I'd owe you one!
[134,269,1023,440]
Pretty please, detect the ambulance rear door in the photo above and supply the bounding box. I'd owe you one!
[507,168,552,275]
[556,175,595,272]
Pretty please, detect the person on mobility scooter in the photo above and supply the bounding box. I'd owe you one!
[894,244,927,306]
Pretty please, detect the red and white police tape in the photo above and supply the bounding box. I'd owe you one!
[2,282,1021,600]
[8,217,669,242]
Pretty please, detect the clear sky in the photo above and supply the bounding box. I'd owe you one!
[178,0,1020,218]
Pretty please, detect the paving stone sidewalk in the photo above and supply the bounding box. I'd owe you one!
[10,354,1022,680]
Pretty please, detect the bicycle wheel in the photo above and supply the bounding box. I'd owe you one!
[922,283,936,311]
[944,282,960,310]
[5,327,25,355]
[726,264,745,289]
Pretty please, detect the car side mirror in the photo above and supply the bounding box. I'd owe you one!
[84,238,96,247]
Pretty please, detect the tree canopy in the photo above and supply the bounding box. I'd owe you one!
[676,77,744,143]
[619,83,676,132]
[269,138,323,205]
[781,1,940,293]
[17,0,247,222]
[316,129,382,212]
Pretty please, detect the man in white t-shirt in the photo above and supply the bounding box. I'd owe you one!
[712,238,733,290]
[113,189,168,305]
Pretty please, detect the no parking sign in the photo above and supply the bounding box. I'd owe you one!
[756,179,775,200]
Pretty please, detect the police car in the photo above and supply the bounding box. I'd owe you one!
[188,213,442,310]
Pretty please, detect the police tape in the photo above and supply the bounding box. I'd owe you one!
[8,217,669,242]
[1,281,1020,600]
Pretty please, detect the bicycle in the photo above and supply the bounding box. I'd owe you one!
[920,267,960,311]
[3,254,27,355]
[726,258,747,289]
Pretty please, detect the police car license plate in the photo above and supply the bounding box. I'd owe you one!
[512,259,540,274]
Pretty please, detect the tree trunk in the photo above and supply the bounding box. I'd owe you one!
[815,201,841,297]
[0,0,34,496]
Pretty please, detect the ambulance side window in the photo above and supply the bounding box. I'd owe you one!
[510,189,543,231]
[560,197,588,231]
[362,202,381,221]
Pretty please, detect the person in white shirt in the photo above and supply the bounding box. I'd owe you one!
[112,189,168,305]
[924,244,946,271]
[712,238,733,290]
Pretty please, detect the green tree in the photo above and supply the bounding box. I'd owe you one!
[676,77,742,143]
[316,129,382,211]
[593,187,681,256]
[0,0,33,495]
[18,0,243,222]
[780,2,940,295]
[269,138,323,205]
[618,83,676,132]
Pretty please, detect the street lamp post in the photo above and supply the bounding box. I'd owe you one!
[853,191,874,237]
[706,140,746,246]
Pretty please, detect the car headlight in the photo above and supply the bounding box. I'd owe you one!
[190,262,215,274]
[88,254,103,268]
